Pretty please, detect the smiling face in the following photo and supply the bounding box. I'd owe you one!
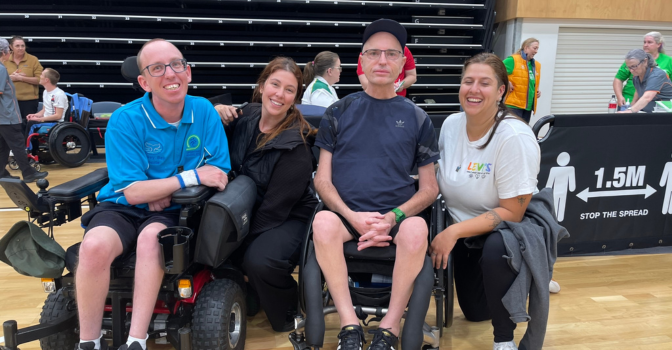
[137,40,192,112]
[459,63,505,118]
[258,69,299,121]
[10,39,26,57]
[361,32,406,88]
[643,36,661,55]
[524,41,539,60]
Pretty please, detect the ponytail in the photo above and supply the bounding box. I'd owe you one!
[303,51,339,86]
[302,61,316,86]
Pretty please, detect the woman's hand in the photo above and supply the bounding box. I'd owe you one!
[508,81,514,92]
[429,227,458,269]
[617,96,626,106]
[536,90,541,98]
[215,104,241,126]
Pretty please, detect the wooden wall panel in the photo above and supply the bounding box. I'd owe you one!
[496,0,672,23]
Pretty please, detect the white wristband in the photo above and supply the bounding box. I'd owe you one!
[181,170,200,187]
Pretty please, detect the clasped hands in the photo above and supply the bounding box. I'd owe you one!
[348,211,396,251]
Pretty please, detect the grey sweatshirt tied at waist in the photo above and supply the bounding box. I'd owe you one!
[465,188,569,350]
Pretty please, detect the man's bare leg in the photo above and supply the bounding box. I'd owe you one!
[312,211,360,327]
[76,227,124,340]
[378,217,428,336]
[128,223,166,339]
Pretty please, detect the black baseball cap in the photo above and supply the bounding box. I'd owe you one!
[362,19,407,51]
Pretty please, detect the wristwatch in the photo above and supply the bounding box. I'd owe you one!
[391,208,406,223]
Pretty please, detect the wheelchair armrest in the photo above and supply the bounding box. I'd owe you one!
[48,168,109,202]
[172,185,216,204]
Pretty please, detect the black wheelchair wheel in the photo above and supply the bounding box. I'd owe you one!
[192,279,246,350]
[48,123,91,168]
[39,291,79,350]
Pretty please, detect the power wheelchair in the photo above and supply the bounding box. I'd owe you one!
[287,111,455,350]
[0,168,257,350]
[9,94,94,171]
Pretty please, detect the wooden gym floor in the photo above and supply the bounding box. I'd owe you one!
[1,161,671,350]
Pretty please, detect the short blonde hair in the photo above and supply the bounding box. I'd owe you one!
[517,38,539,55]
[43,68,60,85]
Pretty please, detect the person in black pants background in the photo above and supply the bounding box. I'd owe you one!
[431,53,541,350]
[216,57,318,332]
[0,38,48,182]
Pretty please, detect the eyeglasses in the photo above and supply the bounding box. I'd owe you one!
[627,60,644,71]
[332,66,342,71]
[142,58,188,77]
[362,49,403,61]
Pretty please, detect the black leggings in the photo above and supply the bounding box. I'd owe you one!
[240,219,306,331]
[453,233,517,342]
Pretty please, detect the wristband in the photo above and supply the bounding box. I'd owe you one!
[176,174,186,189]
[391,208,406,223]
[193,169,201,185]
[180,170,200,187]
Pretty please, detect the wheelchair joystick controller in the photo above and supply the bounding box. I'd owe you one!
[36,179,50,195]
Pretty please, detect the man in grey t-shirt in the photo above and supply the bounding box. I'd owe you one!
[0,38,48,181]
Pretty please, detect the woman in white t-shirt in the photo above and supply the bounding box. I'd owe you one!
[301,51,340,107]
[431,53,540,350]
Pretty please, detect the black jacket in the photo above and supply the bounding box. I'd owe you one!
[227,105,318,235]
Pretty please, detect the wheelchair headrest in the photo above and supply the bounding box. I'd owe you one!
[121,56,143,92]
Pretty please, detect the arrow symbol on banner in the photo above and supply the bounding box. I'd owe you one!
[576,185,657,202]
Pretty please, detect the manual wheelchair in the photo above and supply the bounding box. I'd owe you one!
[0,169,256,350]
[285,110,455,350]
[9,94,94,171]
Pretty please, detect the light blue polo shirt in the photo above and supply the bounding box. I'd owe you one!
[97,92,231,210]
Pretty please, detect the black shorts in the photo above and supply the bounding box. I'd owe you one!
[329,209,428,241]
[81,202,180,255]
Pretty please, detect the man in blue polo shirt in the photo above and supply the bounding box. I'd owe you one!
[75,39,230,350]
[312,19,440,350]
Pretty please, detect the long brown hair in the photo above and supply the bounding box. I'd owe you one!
[252,57,317,149]
[303,51,339,85]
[462,52,524,149]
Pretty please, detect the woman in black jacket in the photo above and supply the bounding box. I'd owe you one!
[216,57,318,332]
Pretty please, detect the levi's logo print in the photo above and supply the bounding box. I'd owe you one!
[145,140,165,165]
[467,162,492,179]
[186,135,201,157]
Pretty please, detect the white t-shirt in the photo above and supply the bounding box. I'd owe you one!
[43,87,68,122]
[301,76,338,108]
[436,112,540,223]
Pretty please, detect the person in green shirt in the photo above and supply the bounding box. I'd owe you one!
[613,32,672,107]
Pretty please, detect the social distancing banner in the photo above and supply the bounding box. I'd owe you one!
[536,113,672,255]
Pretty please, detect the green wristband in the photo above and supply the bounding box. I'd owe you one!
[391,208,406,223]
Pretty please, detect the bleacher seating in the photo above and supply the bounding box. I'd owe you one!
[3,0,495,114]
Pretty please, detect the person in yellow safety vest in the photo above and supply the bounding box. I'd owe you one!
[503,38,541,123]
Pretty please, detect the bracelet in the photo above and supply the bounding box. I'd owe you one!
[391,208,406,223]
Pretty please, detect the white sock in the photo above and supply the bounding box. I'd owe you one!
[126,334,148,349]
[80,334,102,350]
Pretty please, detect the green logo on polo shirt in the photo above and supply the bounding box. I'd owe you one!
[186,135,201,151]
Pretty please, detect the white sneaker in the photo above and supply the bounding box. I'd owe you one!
[493,341,518,350]
[549,279,561,293]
